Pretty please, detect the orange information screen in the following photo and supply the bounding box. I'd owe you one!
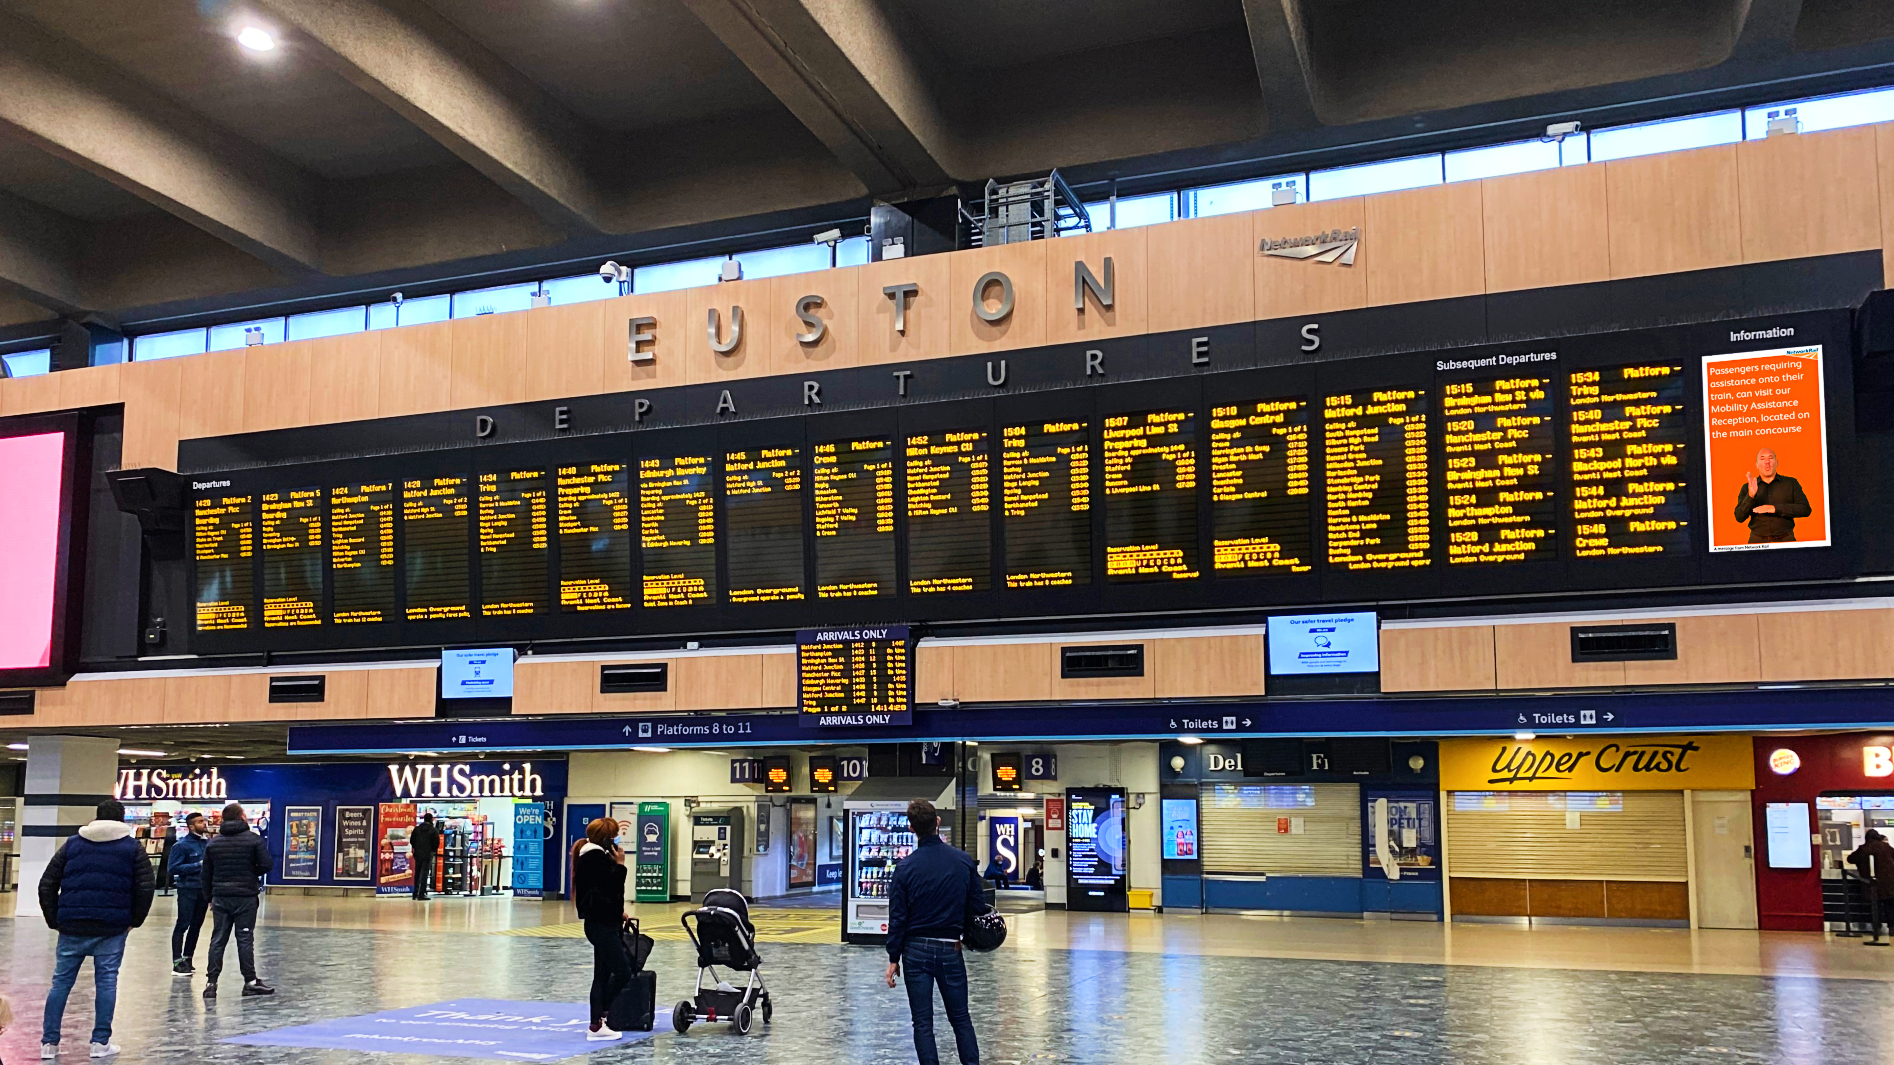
[1701,346,1829,551]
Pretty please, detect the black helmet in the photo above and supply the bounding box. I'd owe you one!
[964,907,1007,953]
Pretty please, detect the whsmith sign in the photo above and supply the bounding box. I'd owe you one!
[386,761,546,800]
[1439,734,1755,791]
[116,767,230,802]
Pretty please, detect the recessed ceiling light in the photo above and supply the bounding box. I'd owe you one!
[1514,731,1536,742]
[118,748,167,758]
[1177,735,1204,745]
[630,746,672,754]
[5,743,26,751]
[236,26,277,52]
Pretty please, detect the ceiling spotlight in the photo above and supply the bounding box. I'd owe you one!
[1514,731,1536,742]
[630,746,672,753]
[5,742,26,751]
[1177,735,1205,746]
[118,748,167,758]
[237,26,277,52]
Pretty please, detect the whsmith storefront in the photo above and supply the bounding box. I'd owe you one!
[1439,735,1756,928]
[113,759,568,897]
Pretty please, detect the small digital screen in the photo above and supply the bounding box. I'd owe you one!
[194,491,255,631]
[1267,611,1379,675]
[1570,363,1691,558]
[809,756,839,794]
[1210,398,1312,574]
[441,647,514,699]
[905,430,991,594]
[764,756,793,794]
[798,625,911,724]
[1103,409,1198,581]
[1324,389,1431,570]
[556,463,632,612]
[1003,420,1091,588]
[1443,374,1556,564]
[814,437,897,598]
[1765,802,1812,869]
[329,482,395,624]
[639,453,716,608]
[1161,798,1198,860]
[725,446,805,603]
[403,477,471,621]
[991,752,1023,793]
[260,487,323,628]
[478,469,550,617]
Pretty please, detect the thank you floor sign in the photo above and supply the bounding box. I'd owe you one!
[226,999,666,1060]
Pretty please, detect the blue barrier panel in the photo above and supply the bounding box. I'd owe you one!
[225,998,666,1061]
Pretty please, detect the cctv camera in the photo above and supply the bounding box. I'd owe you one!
[599,261,623,283]
[813,228,843,245]
[391,291,403,306]
[1543,120,1582,142]
[937,697,959,708]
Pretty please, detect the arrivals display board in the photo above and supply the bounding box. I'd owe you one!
[185,314,1856,654]
[797,625,911,727]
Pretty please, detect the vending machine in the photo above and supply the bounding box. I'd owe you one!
[842,799,953,944]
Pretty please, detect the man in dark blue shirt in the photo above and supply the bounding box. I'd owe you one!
[884,799,983,1065]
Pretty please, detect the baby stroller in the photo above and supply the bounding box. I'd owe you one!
[673,888,772,1035]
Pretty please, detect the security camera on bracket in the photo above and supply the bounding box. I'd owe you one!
[599,261,631,296]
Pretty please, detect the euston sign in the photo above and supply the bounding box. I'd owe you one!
[386,761,545,800]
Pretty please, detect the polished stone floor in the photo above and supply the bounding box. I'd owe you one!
[5,895,1894,1063]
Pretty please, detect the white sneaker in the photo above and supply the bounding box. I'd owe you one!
[40,1045,56,1060]
[87,1045,119,1059]
[586,1025,622,1042]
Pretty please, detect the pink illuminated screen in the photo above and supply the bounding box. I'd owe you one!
[0,431,67,669]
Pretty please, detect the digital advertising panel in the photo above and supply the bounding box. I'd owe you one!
[1702,345,1830,551]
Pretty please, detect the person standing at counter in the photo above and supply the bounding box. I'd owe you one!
[409,812,442,901]
[169,812,211,976]
[1733,447,1811,544]
[200,804,275,998]
[884,799,984,1065]
[1850,829,1894,940]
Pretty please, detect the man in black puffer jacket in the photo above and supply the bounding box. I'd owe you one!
[199,803,275,998]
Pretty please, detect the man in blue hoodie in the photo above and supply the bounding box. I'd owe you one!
[167,812,211,976]
[37,798,155,1060]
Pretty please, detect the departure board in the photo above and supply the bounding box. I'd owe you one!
[330,482,395,624]
[1443,375,1556,565]
[814,437,896,598]
[797,624,911,726]
[1569,362,1691,558]
[1210,397,1312,573]
[556,464,632,612]
[726,446,805,603]
[193,493,254,631]
[1324,390,1431,570]
[1103,409,1198,581]
[905,430,990,594]
[260,487,323,627]
[478,469,549,616]
[639,453,716,607]
[403,477,471,620]
[1002,420,1091,588]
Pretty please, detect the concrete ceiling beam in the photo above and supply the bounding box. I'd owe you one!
[0,11,322,278]
[1239,0,1322,133]
[0,189,87,317]
[680,0,956,195]
[258,0,605,234]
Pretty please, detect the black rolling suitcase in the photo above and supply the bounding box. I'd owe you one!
[609,918,657,1032]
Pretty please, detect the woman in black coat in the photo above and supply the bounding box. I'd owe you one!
[572,818,631,1040]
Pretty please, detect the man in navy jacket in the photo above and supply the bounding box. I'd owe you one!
[884,799,983,1065]
[167,811,212,975]
[37,799,155,1059]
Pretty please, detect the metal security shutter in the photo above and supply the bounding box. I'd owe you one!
[1445,791,1686,880]
[1199,782,1361,876]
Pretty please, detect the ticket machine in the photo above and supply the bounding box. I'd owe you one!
[689,809,744,897]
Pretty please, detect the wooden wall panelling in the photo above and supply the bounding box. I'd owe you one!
[1044,227,1148,343]
[948,239,1050,355]
[85,676,168,726]
[768,268,860,377]
[450,309,532,409]
[601,290,689,392]
[1737,125,1882,263]
[241,339,313,433]
[307,332,383,426]
[513,659,596,715]
[1364,182,1485,307]
[914,643,956,704]
[1446,876,1528,916]
[674,654,763,710]
[685,277,773,383]
[1145,212,1256,333]
[0,370,61,415]
[367,667,440,718]
[1482,164,1609,293]
[57,365,124,411]
[1380,625,1497,692]
[953,642,1054,703]
[176,349,249,441]
[1880,124,1894,288]
[1052,639,1156,701]
[25,684,76,728]
[162,673,234,724]
[225,673,272,722]
[1154,635,1264,697]
[760,652,795,708]
[378,320,454,418]
[319,668,371,719]
[1606,144,1742,278]
[1604,880,1690,920]
[855,253,950,368]
[523,301,607,403]
[1253,198,1366,319]
[1757,608,1894,682]
[1494,622,1626,689]
[1622,613,1762,685]
[1527,878,1606,918]
[119,357,183,469]
[594,659,677,714]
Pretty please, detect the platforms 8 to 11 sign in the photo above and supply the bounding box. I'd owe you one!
[796,625,912,727]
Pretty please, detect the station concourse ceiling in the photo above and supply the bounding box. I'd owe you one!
[0,0,1891,332]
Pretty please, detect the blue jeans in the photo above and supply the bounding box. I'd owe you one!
[42,932,127,1046]
[902,940,978,1065]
